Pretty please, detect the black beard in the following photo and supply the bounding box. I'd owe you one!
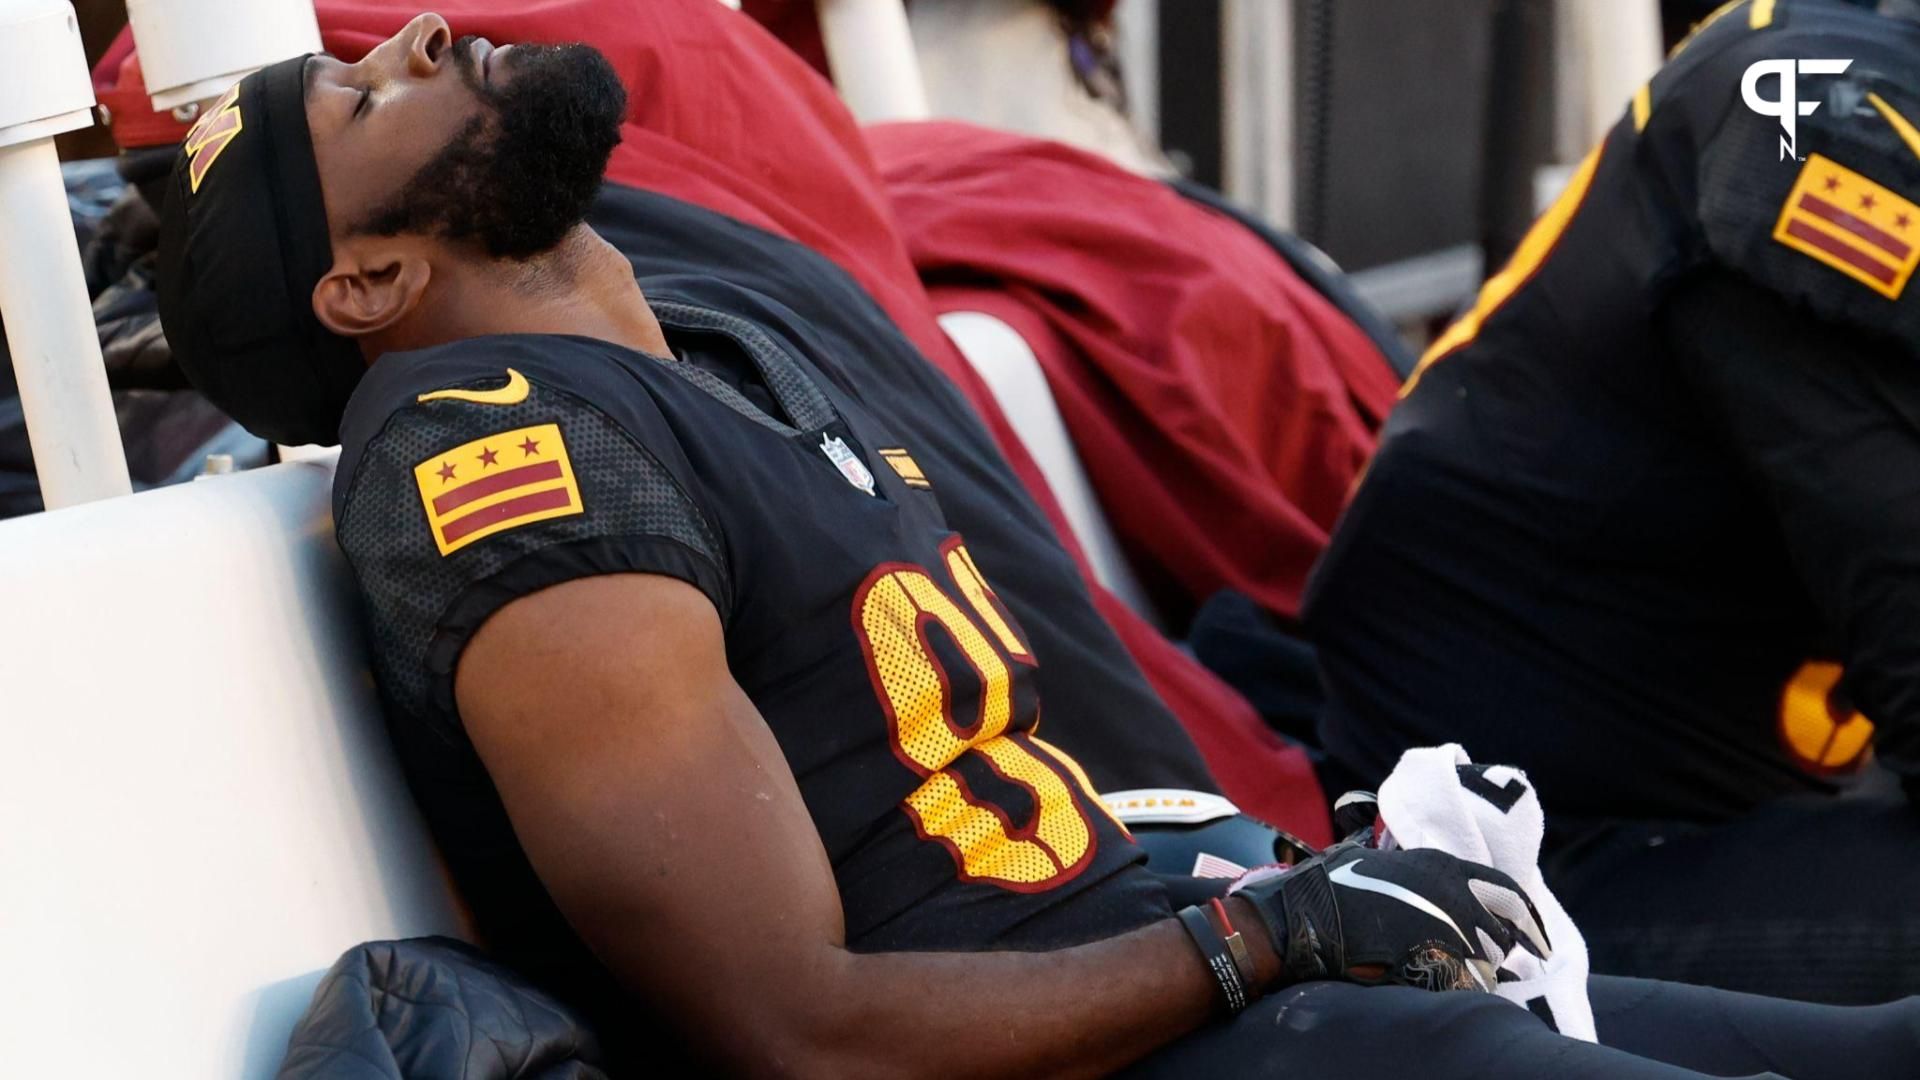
[353,37,627,259]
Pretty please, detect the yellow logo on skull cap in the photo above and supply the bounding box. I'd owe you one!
[184,84,244,194]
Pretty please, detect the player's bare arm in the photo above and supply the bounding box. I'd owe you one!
[457,571,1232,1077]
[457,572,1543,1076]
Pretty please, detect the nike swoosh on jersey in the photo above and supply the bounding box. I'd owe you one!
[417,368,531,406]
[1328,858,1470,950]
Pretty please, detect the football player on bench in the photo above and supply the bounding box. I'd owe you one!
[1309,0,1920,1001]
[155,6,1919,1074]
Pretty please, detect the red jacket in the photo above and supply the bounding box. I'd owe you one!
[872,121,1400,623]
[737,0,1120,84]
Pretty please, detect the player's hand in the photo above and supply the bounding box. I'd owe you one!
[1228,840,1551,992]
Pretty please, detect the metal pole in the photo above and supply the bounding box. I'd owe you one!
[816,0,930,124]
[1221,0,1294,228]
[0,139,131,508]
[0,0,132,509]
[1114,0,1161,152]
[1552,0,1661,160]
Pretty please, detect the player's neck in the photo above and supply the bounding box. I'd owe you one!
[361,226,672,363]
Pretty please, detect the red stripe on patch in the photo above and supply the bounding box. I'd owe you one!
[437,486,574,544]
[1797,193,1913,260]
[432,459,564,516]
[1784,220,1899,284]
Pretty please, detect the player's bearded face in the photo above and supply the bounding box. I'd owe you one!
[352,36,626,259]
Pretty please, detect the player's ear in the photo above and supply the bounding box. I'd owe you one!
[312,236,432,339]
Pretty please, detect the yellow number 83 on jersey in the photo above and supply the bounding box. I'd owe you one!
[854,540,1121,891]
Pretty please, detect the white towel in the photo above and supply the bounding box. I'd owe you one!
[1375,744,1596,1041]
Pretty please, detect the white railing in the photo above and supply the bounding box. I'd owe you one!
[0,0,322,512]
[815,0,929,123]
[0,456,464,1078]
[0,0,130,509]
[124,0,320,111]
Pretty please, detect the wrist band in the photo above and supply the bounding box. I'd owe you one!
[1178,904,1251,1015]
[1207,897,1260,993]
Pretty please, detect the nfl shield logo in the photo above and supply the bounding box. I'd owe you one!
[820,434,877,496]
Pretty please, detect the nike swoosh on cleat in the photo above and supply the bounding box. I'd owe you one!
[1328,859,1470,950]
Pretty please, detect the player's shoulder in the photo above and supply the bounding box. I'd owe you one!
[330,332,724,583]
[332,331,728,618]
[1648,0,1914,136]
[1648,2,1920,335]
[340,334,636,456]
[335,334,660,517]
[1641,2,1873,141]
[1659,0,1911,81]
[326,332,731,725]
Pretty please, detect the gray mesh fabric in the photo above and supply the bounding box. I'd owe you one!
[651,300,835,431]
[661,361,796,437]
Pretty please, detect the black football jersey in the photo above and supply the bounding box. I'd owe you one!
[332,249,1173,1010]
[1308,0,1920,820]
[587,186,1222,802]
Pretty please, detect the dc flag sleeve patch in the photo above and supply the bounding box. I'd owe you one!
[1772,154,1920,299]
[413,422,584,555]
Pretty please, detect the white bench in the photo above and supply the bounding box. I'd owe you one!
[0,455,463,1077]
[940,310,1162,627]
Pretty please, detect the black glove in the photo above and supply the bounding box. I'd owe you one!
[1230,840,1552,992]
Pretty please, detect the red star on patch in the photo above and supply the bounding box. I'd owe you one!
[1825,176,1842,193]
[519,436,541,457]
[1861,193,1879,211]
[1899,213,1912,231]
[478,446,499,468]
[436,461,457,482]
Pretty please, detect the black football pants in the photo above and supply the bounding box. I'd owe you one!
[1543,775,1920,1005]
[1119,975,1920,1079]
